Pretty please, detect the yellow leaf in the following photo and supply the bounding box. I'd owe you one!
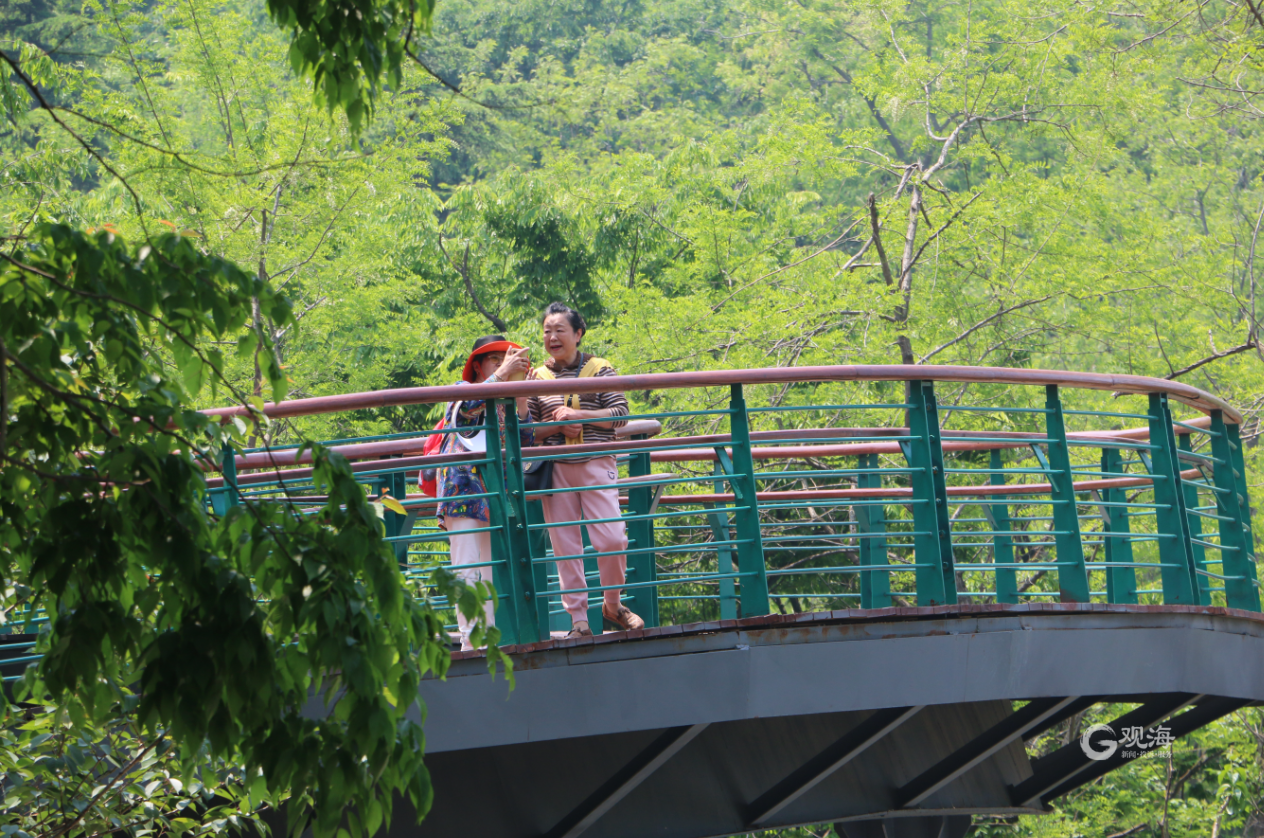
[380,495,407,516]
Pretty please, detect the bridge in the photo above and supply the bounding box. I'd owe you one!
[12,365,1263,837]
[202,365,1263,836]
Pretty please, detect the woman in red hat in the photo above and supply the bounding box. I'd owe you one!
[438,335,533,651]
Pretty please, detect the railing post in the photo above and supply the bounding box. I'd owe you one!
[987,449,1019,604]
[525,501,553,632]
[1178,434,1213,602]
[625,441,660,627]
[905,379,954,605]
[856,452,892,609]
[1099,447,1138,604]
[1043,385,1091,602]
[485,401,543,644]
[728,384,770,617]
[1146,393,1201,605]
[1209,411,1262,611]
[210,441,239,515]
[384,454,411,564]
[705,460,738,619]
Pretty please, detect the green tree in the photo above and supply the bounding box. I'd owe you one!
[1,2,509,821]
[1,694,267,838]
[1,223,507,837]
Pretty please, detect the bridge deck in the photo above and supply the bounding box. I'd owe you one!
[404,604,1263,838]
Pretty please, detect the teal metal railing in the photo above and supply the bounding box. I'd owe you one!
[188,367,1262,646]
[8,368,1256,669]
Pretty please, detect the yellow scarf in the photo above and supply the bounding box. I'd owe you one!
[534,355,612,444]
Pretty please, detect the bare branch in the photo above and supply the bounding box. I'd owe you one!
[1246,0,1264,29]
[867,193,895,287]
[810,47,907,161]
[710,219,862,313]
[437,235,508,331]
[1154,322,1177,376]
[1165,339,1258,380]
[901,191,984,282]
[922,294,1057,362]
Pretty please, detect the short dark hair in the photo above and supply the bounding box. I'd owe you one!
[542,302,586,339]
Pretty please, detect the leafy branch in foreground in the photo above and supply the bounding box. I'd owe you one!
[1,225,510,838]
[265,0,436,132]
[1,694,269,838]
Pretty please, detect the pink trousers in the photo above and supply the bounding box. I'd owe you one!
[540,456,626,623]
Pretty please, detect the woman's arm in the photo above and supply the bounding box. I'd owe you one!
[554,406,620,429]
[527,395,561,443]
[449,383,484,434]
[553,378,629,430]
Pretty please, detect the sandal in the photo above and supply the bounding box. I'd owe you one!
[602,605,645,632]
[567,620,593,638]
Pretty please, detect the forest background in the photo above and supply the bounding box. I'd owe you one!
[4,0,1264,835]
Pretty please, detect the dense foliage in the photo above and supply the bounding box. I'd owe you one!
[0,221,509,838]
[3,0,1264,835]
[0,4,507,833]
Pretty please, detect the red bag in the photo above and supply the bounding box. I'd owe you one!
[418,417,445,497]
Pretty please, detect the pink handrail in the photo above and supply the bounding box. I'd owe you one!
[205,418,1210,487]
[201,364,1241,424]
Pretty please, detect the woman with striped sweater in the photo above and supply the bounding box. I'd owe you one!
[527,302,644,637]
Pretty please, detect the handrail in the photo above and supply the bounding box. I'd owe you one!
[201,364,1242,424]
[648,468,1202,506]
[217,419,664,474]
[203,420,1200,485]
[205,417,1206,485]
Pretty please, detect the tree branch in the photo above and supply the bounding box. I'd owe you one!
[810,48,907,161]
[437,235,508,331]
[901,191,983,282]
[867,193,895,287]
[922,294,1056,362]
[0,50,147,219]
[710,219,861,313]
[1246,0,1264,30]
[1164,339,1258,380]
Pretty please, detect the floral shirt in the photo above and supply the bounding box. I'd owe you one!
[437,382,533,525]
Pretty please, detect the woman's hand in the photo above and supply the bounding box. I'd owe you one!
[494,345,531,380]
[552,405,586,439]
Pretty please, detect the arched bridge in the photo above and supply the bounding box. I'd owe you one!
[194,366,1264,835]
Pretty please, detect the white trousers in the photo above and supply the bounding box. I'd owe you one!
[448,516,496,650]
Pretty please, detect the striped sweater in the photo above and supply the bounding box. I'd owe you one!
[527,353,629,459]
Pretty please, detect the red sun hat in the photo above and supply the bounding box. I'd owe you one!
[461,335,524,383]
